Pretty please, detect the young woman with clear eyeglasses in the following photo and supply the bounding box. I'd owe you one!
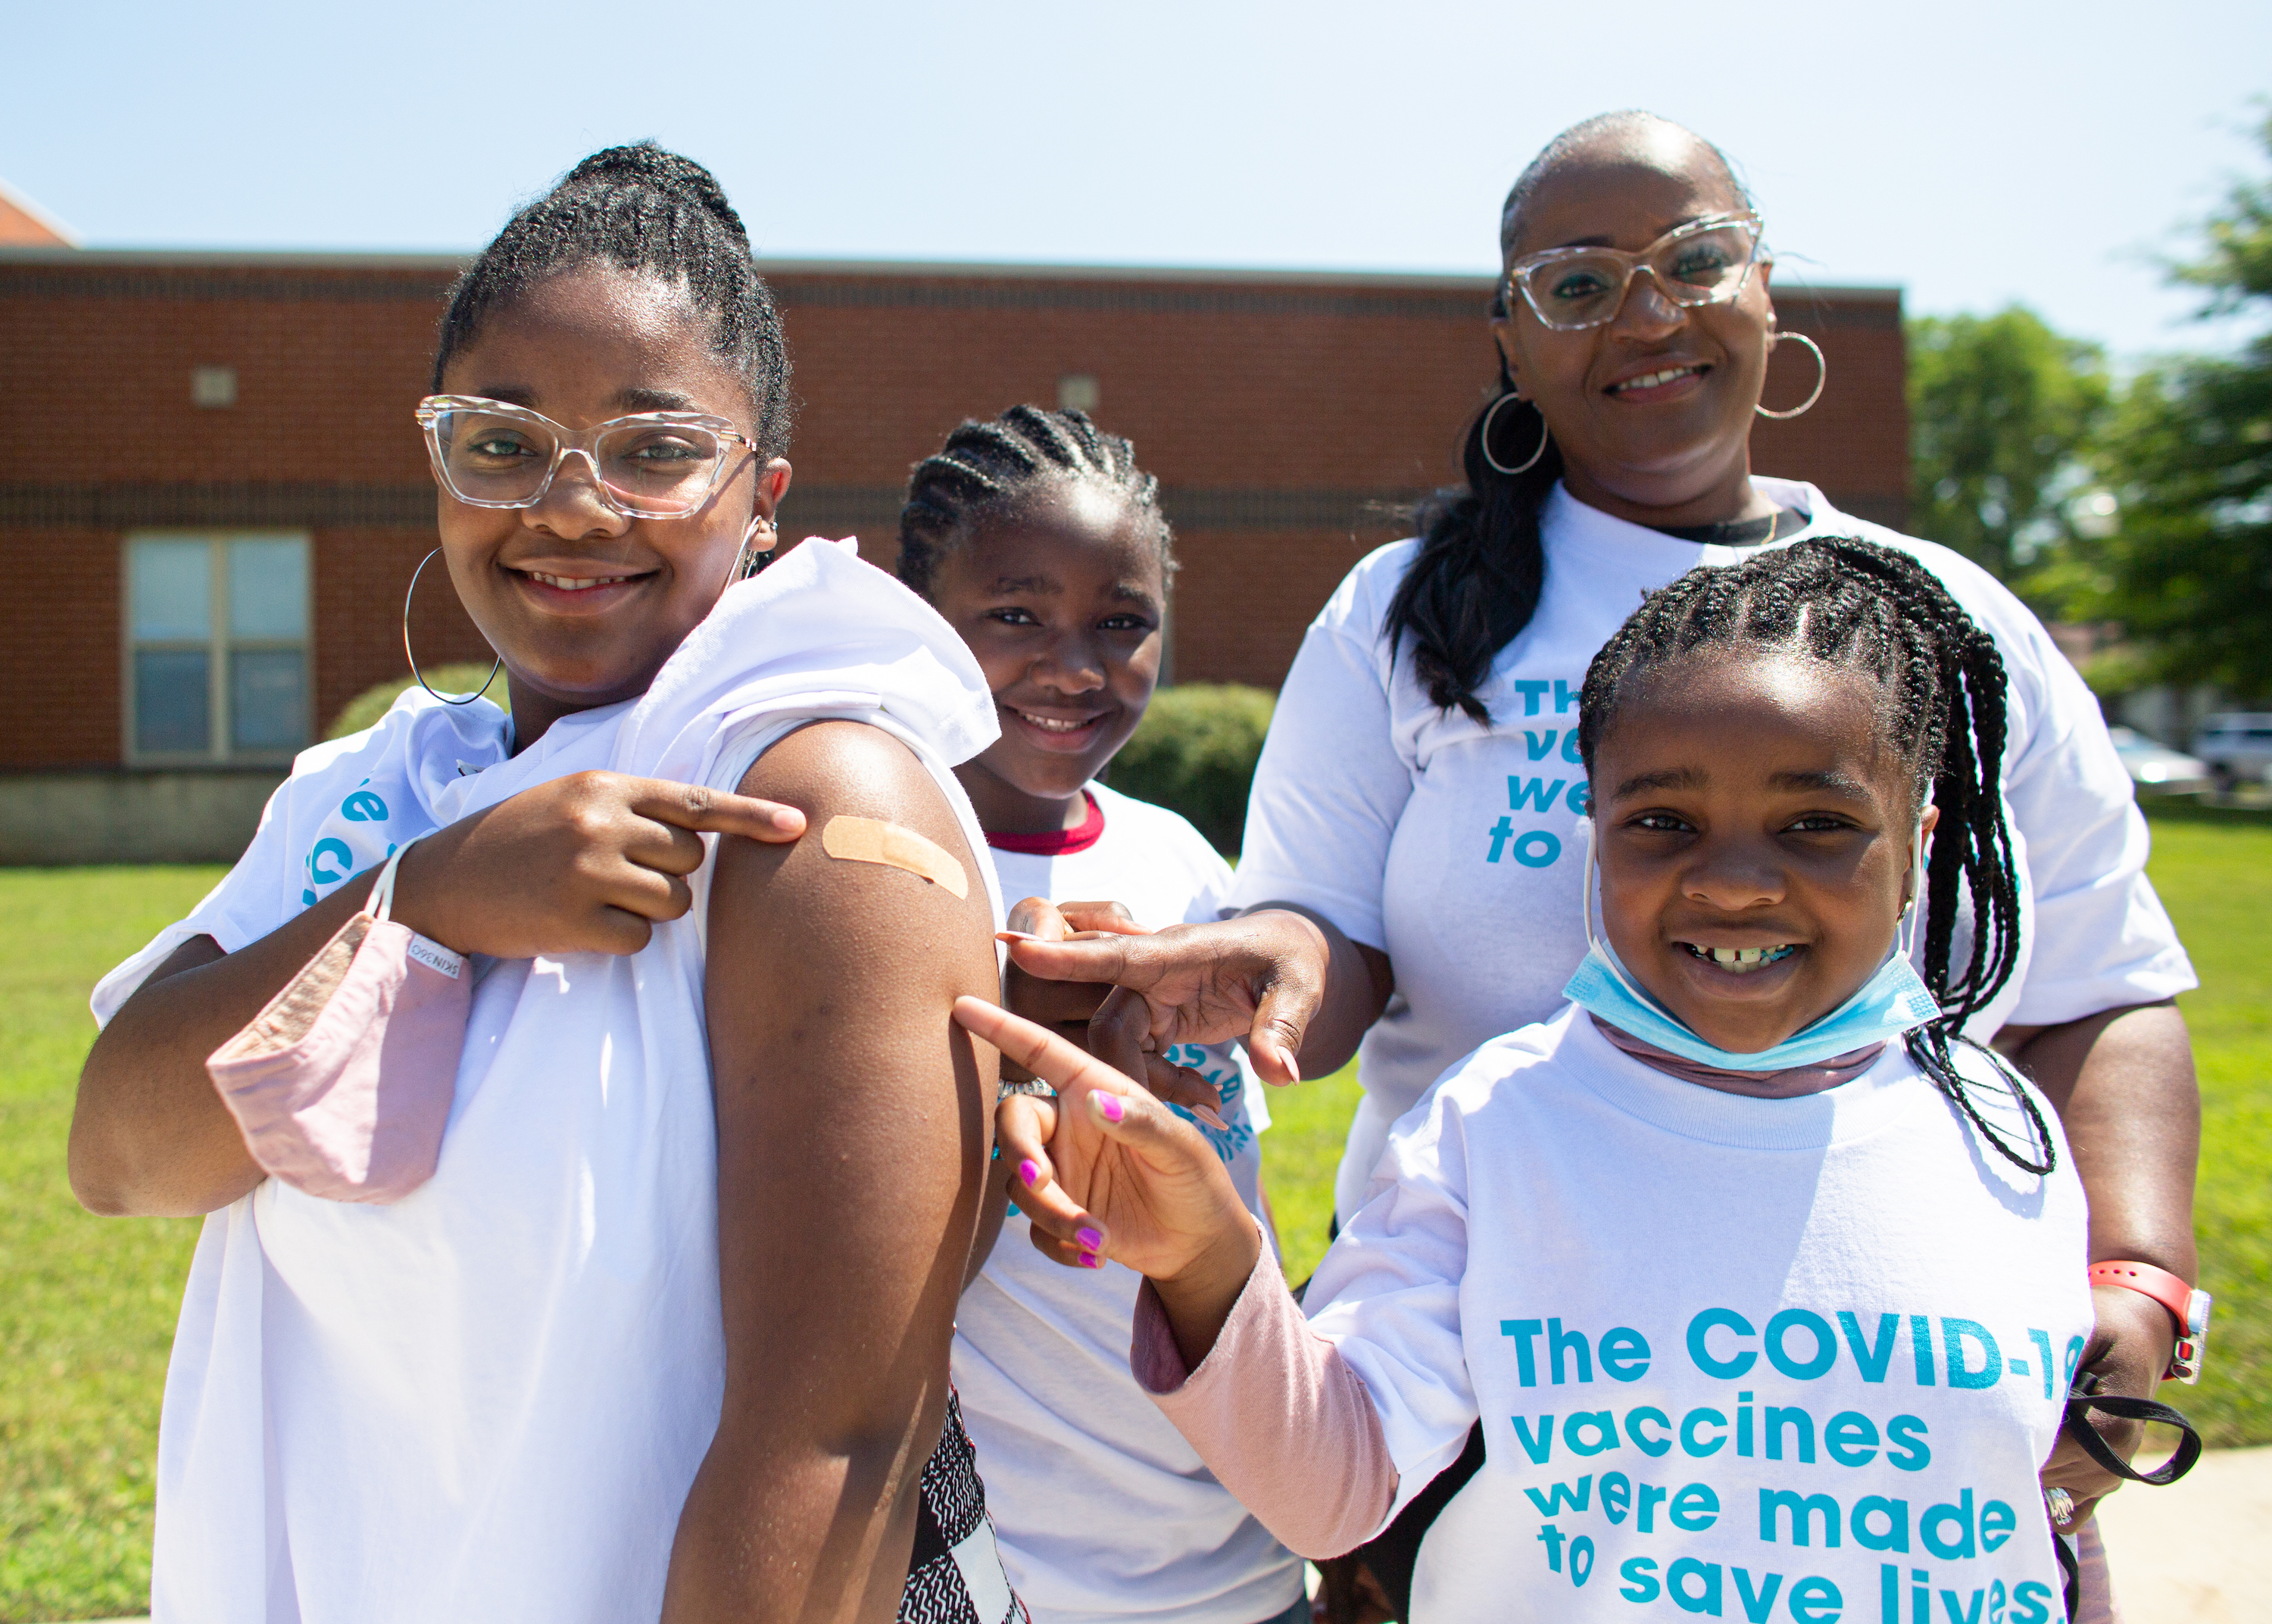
[73,145,1023,1624]
[1001,111,2199,1622]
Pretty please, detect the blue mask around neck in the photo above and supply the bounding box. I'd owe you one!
[1560,818,1943,1074]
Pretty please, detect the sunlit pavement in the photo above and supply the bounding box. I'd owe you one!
[2096,1445,2272,1622]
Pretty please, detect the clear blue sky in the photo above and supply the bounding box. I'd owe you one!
[5,0,2265,360]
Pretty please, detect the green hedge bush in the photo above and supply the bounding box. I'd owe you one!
[1106,683,1276,857]
[325,664,508,741]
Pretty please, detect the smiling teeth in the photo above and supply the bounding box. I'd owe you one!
[1687,943,1797,972]
[529,571,633,591]
[1015,709,1094,733]
[1614,365,1702,393]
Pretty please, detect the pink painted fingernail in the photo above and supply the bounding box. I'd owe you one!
[996,930,1041,943]
[1077,1227,1102,1251]
[1099,1095,1125,1123]
[1193,1105,1231,1132]
[1079,1252,1101,1269]
[1019,1159,1040,1186]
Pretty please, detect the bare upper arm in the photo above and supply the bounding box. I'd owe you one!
[703,719,1000,1430]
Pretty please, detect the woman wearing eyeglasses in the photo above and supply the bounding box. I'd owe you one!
[1002,111,2198,1620]
[72,145,1020,1624]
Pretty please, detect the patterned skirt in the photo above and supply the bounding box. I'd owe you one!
[898,1388,1027,1624]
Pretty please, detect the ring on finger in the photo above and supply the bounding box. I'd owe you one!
[2044,1487,2075,1525]
[999,1078,1058,1102]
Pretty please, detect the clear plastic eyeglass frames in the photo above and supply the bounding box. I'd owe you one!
[1506,214,1768,332]
[415,396,753,519]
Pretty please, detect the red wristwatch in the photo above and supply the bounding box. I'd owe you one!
[2089,1261,2212,1384]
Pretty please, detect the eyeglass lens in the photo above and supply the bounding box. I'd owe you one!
[1520,222,1758,330]
[432,407,729,513]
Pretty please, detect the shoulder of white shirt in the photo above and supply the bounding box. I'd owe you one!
[1085,781,1233,883]
[1313,483,2064,697]
[1763,479,2062,667]
[1312,537,1422,642]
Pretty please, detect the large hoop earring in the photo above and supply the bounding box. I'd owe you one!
[403,548,503,706]
[1755,332,1827,419]
[728,516,779,586]
[1480,391,1550,475]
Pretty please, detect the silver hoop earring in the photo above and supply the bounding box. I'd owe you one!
[1755,331,1827,419]
[403,548,503,706]
[728,518,779,586]
[1480,390,1550,475]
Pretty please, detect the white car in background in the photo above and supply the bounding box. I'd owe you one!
[2192,713,2272,791]
[2108,728,2212,796]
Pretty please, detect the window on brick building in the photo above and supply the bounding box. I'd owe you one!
[126,534,311,762]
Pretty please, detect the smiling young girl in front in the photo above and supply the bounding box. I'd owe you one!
[897,407,1307,1624]
[73,146,1020,1623]
[967,538,2093,1624]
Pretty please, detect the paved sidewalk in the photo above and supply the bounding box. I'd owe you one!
[2094,1444,2272,1622]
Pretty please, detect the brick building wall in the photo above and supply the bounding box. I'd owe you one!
[0,248,1907,776]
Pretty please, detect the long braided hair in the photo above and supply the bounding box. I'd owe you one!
[432,142,795,462]
[1385,111,1755,724]
[895,404,1174,598]
[1575,537,2052,1174]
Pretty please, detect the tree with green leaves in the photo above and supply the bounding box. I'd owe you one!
[1908,306,2111,581]
[2096,111,2272,701]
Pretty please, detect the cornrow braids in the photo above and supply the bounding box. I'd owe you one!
[432,142,794,460]
[895,404,1175,598]
[1575,536,2053,1175]
[1386,111,1755,725]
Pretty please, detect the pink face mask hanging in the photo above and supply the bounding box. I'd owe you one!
[206,843,470,1204]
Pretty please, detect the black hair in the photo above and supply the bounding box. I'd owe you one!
[1385,111,1753,724]
[431,142,794,460]
[895,404,1175,599]
[1575,536,2053,1176]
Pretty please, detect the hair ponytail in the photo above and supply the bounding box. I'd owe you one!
[1384,338,1562,724]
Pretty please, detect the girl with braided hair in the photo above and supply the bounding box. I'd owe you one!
[897,405,1310,1624]
[76,144,1023,1623]
[965,537,2090,1624]
[1004,111,2199,1618]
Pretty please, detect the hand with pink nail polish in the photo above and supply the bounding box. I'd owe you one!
[959,994,1260,1300]
[997,896,1228,1126]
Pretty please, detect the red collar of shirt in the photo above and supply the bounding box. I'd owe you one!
[985,790,1106,856]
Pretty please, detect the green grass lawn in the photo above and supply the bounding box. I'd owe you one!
[0,868,216,1621]
[2128,800,2272,1448]
[2,803,2266,1618]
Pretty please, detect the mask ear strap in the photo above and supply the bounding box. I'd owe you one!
[1897,814,1928,962]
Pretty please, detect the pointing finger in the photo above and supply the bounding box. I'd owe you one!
[1003,931,1156,990]
[954,996,1144,1109]
[626,778,807,842]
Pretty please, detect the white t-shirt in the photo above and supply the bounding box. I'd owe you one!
[957,782,1303,1624]
[1228,478,2198,1220]
[94,540,1008,1624]
[1308,1005,2090,1624]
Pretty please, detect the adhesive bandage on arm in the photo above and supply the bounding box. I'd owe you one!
[819,815,970,899]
